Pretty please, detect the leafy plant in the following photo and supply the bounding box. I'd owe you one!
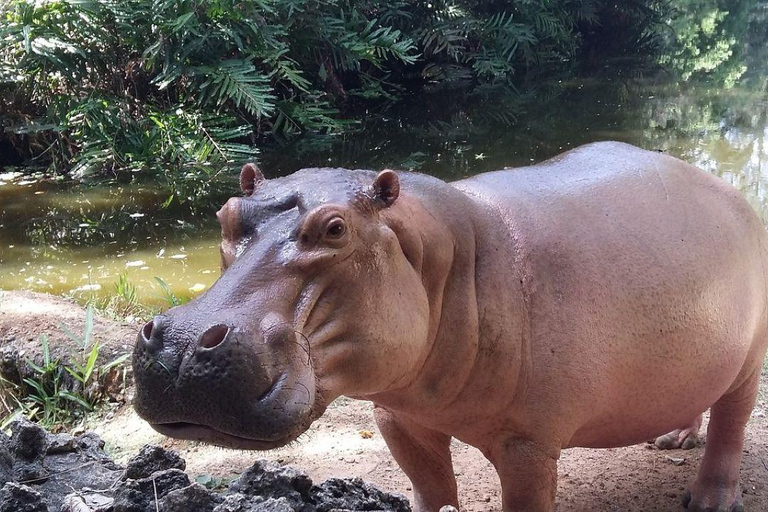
[155,277,185,308]
[0,0,673,178]
[195,473,234,491]
[62,305,130,388]
[657,0,758,87]
[88,272,149,320]
[0,0,416,177]
[111,272,140,318]
[22,334,90,425]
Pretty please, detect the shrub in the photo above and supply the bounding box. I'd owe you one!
[0,0,668,178]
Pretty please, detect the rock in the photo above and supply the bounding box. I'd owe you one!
[45,433,78,455]
[113,469,191,512]
[0,435,13,486]
[311,478,411,512]
[37,434,122,512]
[74,432,121,471]
[9,419,47,461]
[12,460,47,485]
[159,483,222,512]
[9,419,48,483]
[125,444,186,480]
[0,346,21,387]
[0,421,413,512]
[0,482,47,512]
[136,468,191,499]
[230,460,313,508]
[76,432,105,453]
[253,497,298,511]
[211,494,297,512]
[60,493,113,512]
[59,494,92,512]
[111,480,147,512]
[213,493,256,512]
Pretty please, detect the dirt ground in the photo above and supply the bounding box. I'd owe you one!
[2,291,768,511]
[0,290,136,368]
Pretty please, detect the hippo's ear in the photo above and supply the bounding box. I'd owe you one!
[372,170,400,208]
[240,163,265,196]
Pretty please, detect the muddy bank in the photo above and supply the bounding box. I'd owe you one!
[0,291,135,362]
[0,291,136,408]
[0,418,410,512]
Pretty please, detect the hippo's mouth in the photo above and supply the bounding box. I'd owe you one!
[149,421,300,450]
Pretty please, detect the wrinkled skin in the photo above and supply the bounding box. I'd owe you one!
[133,142,768,511]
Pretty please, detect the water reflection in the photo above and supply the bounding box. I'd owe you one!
[0,174,230,305]
[1,1,767,306]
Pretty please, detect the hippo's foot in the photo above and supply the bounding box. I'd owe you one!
[683,370,760,512]
[682,485,743,511]
[654,415,703,450]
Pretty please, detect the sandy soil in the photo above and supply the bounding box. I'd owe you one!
[86,390,768,512]
[2,291,767,511]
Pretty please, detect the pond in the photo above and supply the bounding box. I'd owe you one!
[1,27,767,309]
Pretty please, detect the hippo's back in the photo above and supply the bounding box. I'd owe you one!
[453,141,768,448]
[453,142,764,261]
[455,142,751,222]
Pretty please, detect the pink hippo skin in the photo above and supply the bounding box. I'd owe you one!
[133,142,768,512]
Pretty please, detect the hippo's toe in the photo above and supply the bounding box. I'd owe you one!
[654,414,703,450]
[654,429,700,450]
[682,487,744,512]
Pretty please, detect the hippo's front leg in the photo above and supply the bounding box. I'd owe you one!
[487,437,560,512]
[373,406,459,511]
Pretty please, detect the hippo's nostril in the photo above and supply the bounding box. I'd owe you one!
[141,321,154,342]
[199,324,230,349]
[139,317,165,353]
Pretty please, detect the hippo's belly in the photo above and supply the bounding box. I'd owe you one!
[456,142,768,448]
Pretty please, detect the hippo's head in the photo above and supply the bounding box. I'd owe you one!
[132,164,433,449]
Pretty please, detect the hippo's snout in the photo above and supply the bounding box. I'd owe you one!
[132,312,316,450]
[140,318,231,352]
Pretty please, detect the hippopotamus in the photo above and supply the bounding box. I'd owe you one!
[133,141,768,511]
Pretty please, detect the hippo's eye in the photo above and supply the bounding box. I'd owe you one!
[326,217,346,239]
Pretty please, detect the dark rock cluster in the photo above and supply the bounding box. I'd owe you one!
[0,419,410,512]
[0,418,121,512]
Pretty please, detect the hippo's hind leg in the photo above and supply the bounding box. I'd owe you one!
[654,414,703,450]
[373,405,458,512]
[684,369,761,512]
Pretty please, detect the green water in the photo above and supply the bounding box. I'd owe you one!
[0,176,225,305]
[2,64,768,307]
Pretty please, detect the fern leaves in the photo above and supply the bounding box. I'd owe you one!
[197,60,276,118]
[0,0,661,178]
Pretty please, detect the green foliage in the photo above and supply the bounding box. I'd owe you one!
[195,473,234,491]
[21,334,89,425]
[197,60,277,118]
[658,0,758,87]
[111,272,139,317]
[84,272,147,321]
[0,0,672,178]
[412,0,583,82]
[0,0,418,177]
[85,274,189,321]
[0,307,130,427]
[154,277,185,307]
